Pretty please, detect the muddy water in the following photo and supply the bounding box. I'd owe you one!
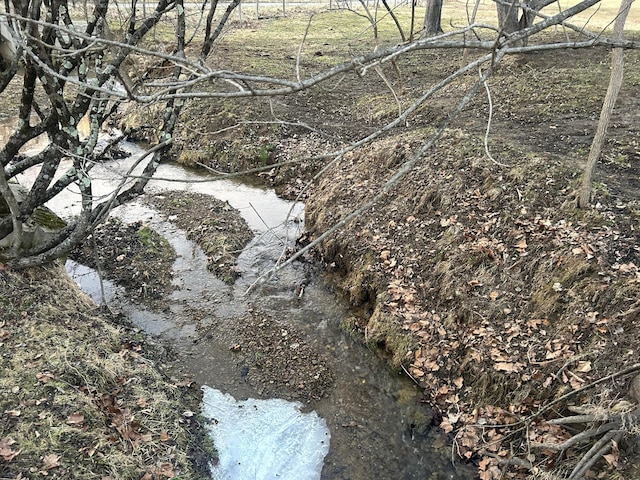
[15,142,473,479]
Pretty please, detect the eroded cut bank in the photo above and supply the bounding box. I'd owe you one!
[305,128,640,477]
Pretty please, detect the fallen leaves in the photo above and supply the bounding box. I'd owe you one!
[97,394,154,448]
[515,237,527,251]
[42,453,60,470]
[66,412,85,426]
[141,462,176,479]
[36,372,55,383]
[493,362,524,373]
[575,360,592,373]
[0,437,20,462]
[373,208,628,478]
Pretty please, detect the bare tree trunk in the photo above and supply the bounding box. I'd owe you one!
[577,0,632,208]
[423,0,443,36]
[409,0,416,41]
[496,0,519,35]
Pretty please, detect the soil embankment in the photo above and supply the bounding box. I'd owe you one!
[305,126,640,477]
[0,265,214,479]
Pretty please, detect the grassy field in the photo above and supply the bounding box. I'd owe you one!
[97,0,640,52]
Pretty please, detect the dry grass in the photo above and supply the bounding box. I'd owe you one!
[0,265,212,479]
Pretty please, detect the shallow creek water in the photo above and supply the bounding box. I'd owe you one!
[13,138,473,479]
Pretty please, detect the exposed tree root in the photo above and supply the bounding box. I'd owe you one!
[568,430,623,480]
[475,364,640,478]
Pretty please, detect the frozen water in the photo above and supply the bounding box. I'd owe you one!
[201,386,330,480]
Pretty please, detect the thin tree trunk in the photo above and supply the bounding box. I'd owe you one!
[578,0,632,208]
[381,0,406,42]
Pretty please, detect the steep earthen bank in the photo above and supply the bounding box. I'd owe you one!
[305,129,640,478]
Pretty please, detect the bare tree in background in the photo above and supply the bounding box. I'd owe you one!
[496,0,520,35]
[0,0,636,270]
[578,0,633,208]
[422,0,443,36]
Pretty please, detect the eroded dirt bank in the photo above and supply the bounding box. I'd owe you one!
[304,126,640,478]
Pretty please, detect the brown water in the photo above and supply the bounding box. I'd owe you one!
[9,135,474,479]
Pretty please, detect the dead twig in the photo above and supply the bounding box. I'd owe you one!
[479,449,533,470]
[619,298,640,318]
[526,363,640,423]
[568,429,623,480]
[531,421,620,451]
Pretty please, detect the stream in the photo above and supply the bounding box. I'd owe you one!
[10,135,474,479]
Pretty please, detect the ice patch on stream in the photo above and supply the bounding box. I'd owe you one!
[201,386,330,480]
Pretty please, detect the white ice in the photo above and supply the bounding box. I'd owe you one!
[201,386,331,480]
